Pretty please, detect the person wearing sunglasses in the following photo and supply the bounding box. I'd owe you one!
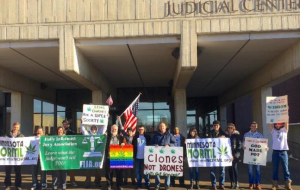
[226,123,242,189]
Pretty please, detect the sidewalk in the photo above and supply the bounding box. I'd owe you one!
[1,159,300,190]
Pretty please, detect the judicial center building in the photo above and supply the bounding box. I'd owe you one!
[1,0,300,160]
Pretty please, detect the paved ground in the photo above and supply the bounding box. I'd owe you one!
[1,159,300,190]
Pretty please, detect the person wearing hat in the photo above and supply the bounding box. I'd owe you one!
[268,122,292,190]
[207,120,228,190]
[243,121,269,190]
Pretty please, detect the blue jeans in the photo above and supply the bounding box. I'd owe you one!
[189,167,199,181]
[210,167,225,186]
[272,150,291,181]
[135,159,150,188]
[155,175,170,188]
[248,165,260,185]
[32,159,47,188]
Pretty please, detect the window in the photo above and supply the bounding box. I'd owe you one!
[33,100,55,135]
[137,102,170,132]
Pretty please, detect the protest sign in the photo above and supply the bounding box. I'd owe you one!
[40,135,106,170]
[243,137,268,166]
[110,145,133,169]
[144,146,183,177]
[186,138,232,167]
[0,137,39,165]
[82,104,109,125]
[266,95,289,123]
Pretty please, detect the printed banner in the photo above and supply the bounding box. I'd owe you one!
[266,95,289,123]
[0,137,39,165]
[186,138,232,167]
[82,104,109,125]
[144,146,183,176]
[40,135,107,170]
[243,137,268,166]
[110,145,133,169]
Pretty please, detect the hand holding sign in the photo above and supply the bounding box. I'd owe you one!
[82,105,109,126]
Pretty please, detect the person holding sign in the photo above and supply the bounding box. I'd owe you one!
[226,123,242,189]
[4,122,24,190]
[105,124,127,190]
[150,122,176,190]
[52,126,68,190]
[269,122,293,190]
[132,125,151,190]
[31,127,47,190]
[207,120,228,190]
[243,121,268,190]
[186,127,200,190]
[80,119,103,188]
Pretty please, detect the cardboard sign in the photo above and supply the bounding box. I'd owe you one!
[266,95,289,123]
[144,146,183,177]
[0,137,39,165]
[82,104,109,125]
[243,137,268,166]
[110,145,133,169]
[186,138,232,167]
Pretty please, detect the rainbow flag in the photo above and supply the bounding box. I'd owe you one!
[110,145,133,169]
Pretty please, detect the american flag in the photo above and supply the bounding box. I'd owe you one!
[106,95,113,106]
[123,94,140,133]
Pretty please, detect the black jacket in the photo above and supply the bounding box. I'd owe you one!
[150,130,176,146]
[132,133,151,158]
[65,128,76,135]
[105,134,126,159]
[207,129,228,138]
[229,132,242,161]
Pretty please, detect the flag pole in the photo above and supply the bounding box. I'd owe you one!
[119,92,142,117]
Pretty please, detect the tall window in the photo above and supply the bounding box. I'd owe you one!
[33,99,55,135]
[137,102,170,132]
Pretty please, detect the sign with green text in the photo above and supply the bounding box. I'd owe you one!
[266,95,289,123]
[0,137,39,165]
[40,135,107,170]
[82,104,109,125]
[186,138,232,167]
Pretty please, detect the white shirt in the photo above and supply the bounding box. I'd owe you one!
[271,128,289,150]
[136,135,146,159]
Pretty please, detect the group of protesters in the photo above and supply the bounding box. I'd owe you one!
[3,118,293,190]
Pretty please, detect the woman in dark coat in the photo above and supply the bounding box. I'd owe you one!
[226,123,242,189]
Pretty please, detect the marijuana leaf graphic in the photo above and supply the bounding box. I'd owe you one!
[217,144,228,156]
[87,107,92,112]
[149,148,154,153]
[253,158,257,162]
[127,152,133,157]
[26,143,36,155]
[159,148,164,154]
[118,150,125,158]
[110,151,117,157]
[171,149,175,154]
[100,119,104,123]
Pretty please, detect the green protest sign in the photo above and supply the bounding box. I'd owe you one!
[40,135,107,170]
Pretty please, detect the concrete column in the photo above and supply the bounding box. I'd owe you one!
[11,93,33,136]
[174,89,187,137]
[252,87,272,161]
[220,105,227,129]
[92,91,103,105]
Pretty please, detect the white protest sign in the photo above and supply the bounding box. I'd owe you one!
[243,137,268,166]
[266,95,288,123]
[82,105,109,125]
[0,137,39,165]
[144,146,183,176]
[186,138,232,167]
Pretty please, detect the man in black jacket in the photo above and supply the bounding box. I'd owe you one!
[132,125,151,190]
[208,120,228,190]
[4,122,24,190]
[105,124,127,190]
